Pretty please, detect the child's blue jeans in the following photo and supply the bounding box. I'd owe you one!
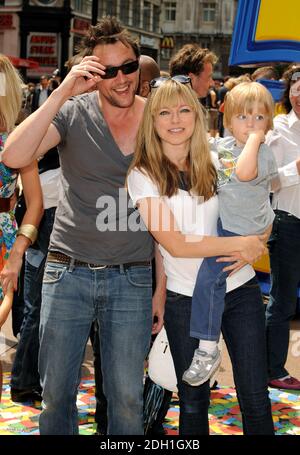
[190,218,235,341]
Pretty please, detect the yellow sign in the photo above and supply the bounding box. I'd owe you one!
[161,36,174,49]
[255,0,300,41]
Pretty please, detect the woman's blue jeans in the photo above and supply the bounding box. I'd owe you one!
[164,277,274,435]
[38,262,152,435]
[266,210,300,380]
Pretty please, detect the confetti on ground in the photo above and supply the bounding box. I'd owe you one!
[0,373,299,435]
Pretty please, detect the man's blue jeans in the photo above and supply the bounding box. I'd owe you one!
[266,210,300,380]
[164,277,274,435]
[39,262,152,435]
[190,219,232,341]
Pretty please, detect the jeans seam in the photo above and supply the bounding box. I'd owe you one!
[207,268,225,339]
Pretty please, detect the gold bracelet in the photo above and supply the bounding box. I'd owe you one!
[17,224,38,245]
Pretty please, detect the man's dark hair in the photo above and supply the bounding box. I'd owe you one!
[169,44,217,77]
[77,16,140,59]
[281,64,300,113]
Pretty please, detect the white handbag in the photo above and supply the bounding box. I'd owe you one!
[148,327,222,393]
[148,326,178,392]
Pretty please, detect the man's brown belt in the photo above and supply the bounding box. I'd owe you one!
[47,251,151,270]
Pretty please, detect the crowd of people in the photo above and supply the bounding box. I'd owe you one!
[0,15,299,435]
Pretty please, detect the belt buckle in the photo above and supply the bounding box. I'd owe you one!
[88,263,107,270]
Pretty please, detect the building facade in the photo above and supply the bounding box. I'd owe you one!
[0,0,22,58]
[0,0,238,80]
[0,0,162,80]
[0,0,72,79]
[71,0,162,62]
[160,0,239,77]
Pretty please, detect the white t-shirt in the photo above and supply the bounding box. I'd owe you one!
[266,110,300,219]
[39,168,61,210]
[127,168,255,297]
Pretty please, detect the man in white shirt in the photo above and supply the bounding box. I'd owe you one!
[266,65,300,391]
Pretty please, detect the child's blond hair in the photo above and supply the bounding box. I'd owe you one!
[224,82,274,132]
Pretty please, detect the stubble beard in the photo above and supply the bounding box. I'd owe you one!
[99,79,139,109]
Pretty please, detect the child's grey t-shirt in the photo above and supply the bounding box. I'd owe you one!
[211,136,278,235]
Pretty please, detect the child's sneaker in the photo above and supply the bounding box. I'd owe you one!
[182,347,221,386]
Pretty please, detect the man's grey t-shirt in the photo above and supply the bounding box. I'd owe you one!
[211,136,278,235]
[50,91,154,264]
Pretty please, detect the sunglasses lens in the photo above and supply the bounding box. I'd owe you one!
[150,75,191,90]
[150,77,168,88]
[173,75,191,84]
[102,68,117,79]
[122,60,139,75]
[101,60,139,79]
[291,71,300,81]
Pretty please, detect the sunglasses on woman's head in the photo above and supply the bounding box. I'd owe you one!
[289,71,300,97]
[101,60,139,79]
[149,75,191,90]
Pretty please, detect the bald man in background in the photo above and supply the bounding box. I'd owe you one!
[138,55,160,98]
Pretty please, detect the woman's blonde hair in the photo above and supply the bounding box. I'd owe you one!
[0,54,23,132]
[224,81,274,132]
[128,79,217,200]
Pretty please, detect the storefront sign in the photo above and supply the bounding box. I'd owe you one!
[140,35,157,48]
[27,32,60,76]
[161,36,175,49]
[0,14,14,29]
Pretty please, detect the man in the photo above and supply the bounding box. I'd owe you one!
[217,75,230,137]
[169,43,217,99]
[31,75,52,112]
[138,55,160,98]
[3,16,165,435]
[206,82,218,137]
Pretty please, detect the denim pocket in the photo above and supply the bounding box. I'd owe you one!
[125,266,152,288]
[43,263,67,284]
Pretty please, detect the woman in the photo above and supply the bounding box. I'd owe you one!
[127,77,274,434]
[265,65,300,390]
[0,54,43,400]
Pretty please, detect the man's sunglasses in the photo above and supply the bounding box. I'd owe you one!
[101,59,139,80]
[149,75,191,90]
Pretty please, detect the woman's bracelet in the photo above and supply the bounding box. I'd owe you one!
[16,224,38,245]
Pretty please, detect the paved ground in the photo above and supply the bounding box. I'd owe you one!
[1,310,299,388]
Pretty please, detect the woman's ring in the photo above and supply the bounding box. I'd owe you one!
[84,65,87,71]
